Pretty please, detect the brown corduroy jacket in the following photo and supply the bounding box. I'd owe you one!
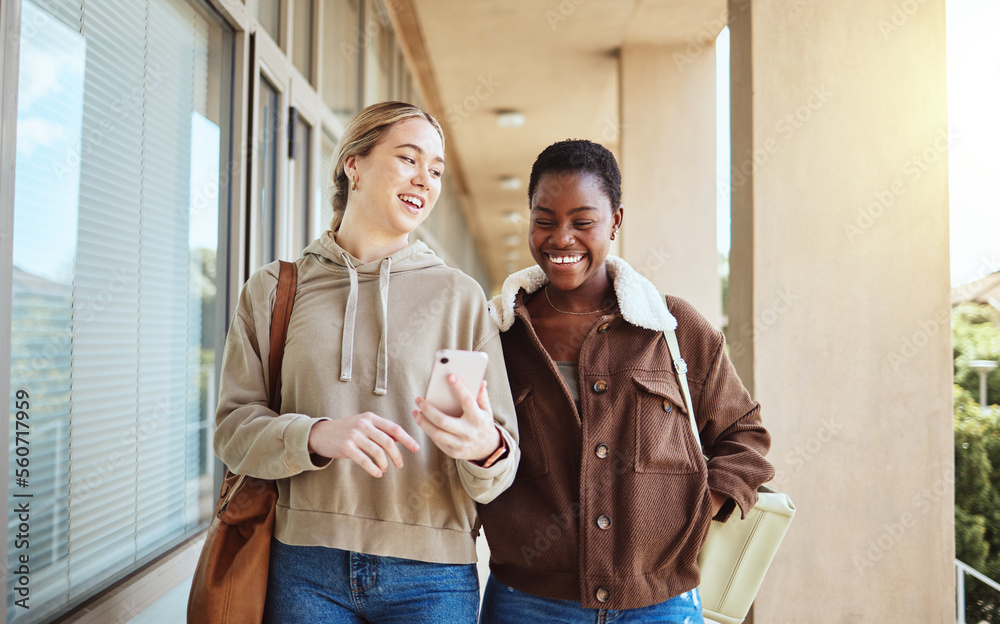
[479,257,775,610]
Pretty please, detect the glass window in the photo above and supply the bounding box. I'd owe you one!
[252,0,281,43]
[257,76,281,266]
[402,69,413,104]
[369,9,392,104]
[294,113,313,247]
[394,46,406,101]
[6,0,230,620]
[322,0,362,121]
[293,0,314,80]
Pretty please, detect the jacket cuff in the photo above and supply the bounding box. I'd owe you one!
[713,498,738,522]
[707,466,759,521]
[282,416,334,473]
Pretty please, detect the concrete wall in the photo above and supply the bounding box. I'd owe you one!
[620,44,722,328]
[728,0,954,621]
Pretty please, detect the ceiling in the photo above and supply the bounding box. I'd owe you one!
[400,0,726,287]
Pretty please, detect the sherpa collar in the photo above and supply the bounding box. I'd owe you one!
[489,255,678,333]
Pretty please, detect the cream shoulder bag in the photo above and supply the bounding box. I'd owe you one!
[661,308,795,624]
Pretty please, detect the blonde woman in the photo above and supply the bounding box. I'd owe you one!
[214,102,519,623]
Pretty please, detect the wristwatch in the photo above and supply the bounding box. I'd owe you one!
[472,426,509,468]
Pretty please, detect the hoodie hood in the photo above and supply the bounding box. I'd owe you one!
[303,214,445,274]
[489,255,677,333]
[303,215,445,395]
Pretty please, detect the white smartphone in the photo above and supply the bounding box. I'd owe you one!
[424,349,489,417]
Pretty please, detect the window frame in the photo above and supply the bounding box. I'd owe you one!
[1,0,239,621]
[289,0,318,86]
[249,31,292,270]
[288,68,342,248]
[0,4,21,623]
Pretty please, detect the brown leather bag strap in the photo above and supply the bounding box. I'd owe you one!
[267,260,297,413]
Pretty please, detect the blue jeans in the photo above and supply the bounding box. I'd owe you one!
[479,575,704,624]
[263,538,480,623]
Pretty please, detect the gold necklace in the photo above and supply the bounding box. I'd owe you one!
[544,286,617,316]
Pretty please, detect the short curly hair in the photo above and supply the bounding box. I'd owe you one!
[527,139,621,209]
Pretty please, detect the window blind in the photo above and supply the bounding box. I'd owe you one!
[7,0,221,620]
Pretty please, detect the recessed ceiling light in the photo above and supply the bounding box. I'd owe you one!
[504,211,523,223]
[506,250,519,261]
[496,110,525,128]
[499,176,522,190]
[504,234,519,246]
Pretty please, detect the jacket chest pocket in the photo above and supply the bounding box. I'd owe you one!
[511,385,549,482]
[632,377,702,474]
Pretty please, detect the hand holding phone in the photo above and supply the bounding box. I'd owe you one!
[413,349,501,462]
[423,349,489,416]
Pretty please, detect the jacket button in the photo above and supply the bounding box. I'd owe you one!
[595,443,609,459]
[596,587,611,602]
[593,380,608,393]
[597,322,610,333]
[597,514,612,530]
[662,399,672,412]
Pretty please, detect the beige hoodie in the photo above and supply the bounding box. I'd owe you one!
[214,228,519,564]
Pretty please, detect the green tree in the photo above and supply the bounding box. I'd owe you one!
[955,387,1000,622]
[953,303,1000,622]
[953,302,1000,405]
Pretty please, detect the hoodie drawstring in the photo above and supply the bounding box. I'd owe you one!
[339,253,359,383]
[338,252,392,395]
[374,258,391,396]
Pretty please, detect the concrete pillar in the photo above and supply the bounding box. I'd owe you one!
[728,1,953,622]
[619,44,722,328]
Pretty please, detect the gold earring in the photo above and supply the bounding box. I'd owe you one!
[351,177,358,191]
[611,230,617,241]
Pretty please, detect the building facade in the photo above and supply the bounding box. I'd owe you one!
[2,0,956,622]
